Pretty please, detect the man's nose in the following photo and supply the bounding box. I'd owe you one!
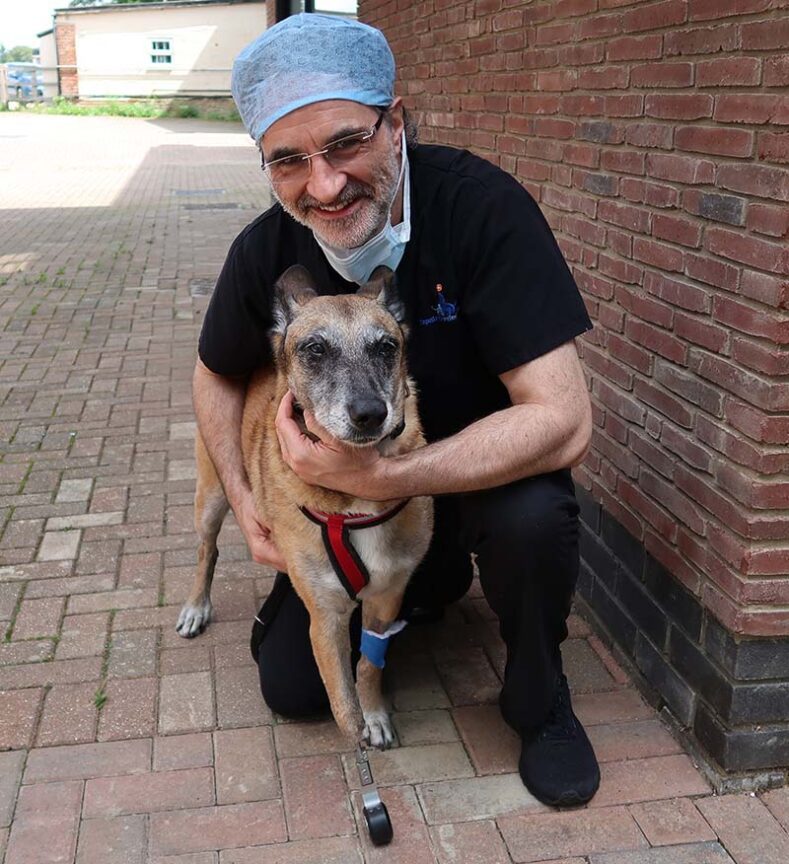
[305,154,346,203]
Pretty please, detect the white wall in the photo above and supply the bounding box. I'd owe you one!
[58,2,266,98]
[38,32,59,100]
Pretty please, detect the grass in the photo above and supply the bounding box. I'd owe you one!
[21,96,240,123]
[94,687,108,711]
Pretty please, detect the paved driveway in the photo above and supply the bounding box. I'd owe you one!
[0,113,787,863]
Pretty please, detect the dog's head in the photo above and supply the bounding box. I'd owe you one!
[271,265,409,446]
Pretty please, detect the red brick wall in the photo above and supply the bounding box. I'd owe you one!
[55,23,78,98]
[359,0,789,637]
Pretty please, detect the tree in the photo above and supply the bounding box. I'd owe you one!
[0,45,35,63]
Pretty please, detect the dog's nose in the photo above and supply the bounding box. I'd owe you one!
[348,397,387,432]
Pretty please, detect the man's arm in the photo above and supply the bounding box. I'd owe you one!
[193,359,286,570]
[275,340,591,500]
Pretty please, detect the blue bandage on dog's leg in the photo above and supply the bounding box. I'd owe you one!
[360,620,408,669]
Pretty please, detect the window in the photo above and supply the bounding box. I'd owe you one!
[150,39,172,65]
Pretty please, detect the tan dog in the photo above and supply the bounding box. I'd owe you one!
[178,265,433,748]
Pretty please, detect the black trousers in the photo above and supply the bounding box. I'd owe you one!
[252,469,580,733]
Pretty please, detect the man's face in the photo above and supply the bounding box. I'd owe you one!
[261,100,403,250]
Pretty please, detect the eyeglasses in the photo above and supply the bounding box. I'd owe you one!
[262,111,385,184]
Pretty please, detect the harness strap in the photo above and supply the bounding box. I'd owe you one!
[300,499,410,600]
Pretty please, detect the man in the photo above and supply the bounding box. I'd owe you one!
[196,13,599,806]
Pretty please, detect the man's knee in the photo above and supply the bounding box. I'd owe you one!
[257,650,329,718]
[475,470,580,553]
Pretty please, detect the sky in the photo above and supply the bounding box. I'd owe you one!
[0,0,60,48]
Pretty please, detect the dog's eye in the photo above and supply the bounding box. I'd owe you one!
[304,341,326,358]
[373,338,398,358]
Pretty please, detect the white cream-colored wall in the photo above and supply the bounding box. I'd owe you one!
[38,32,59,99]
[59,2,266,98]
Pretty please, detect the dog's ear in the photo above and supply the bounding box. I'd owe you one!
[359,266,406,324]
[271,265,318,335]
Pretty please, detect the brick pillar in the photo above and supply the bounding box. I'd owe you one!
[359,0,789,782]
[55,22,77,98]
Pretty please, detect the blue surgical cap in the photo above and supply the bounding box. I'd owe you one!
[232,14,396,142]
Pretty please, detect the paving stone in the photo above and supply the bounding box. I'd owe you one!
[56,611,110,660]
[213,643,253,669]
[154,732,214,772]
[84,767,215,817]
[56,478,93,503]
[388,654,451,711]
[24,738,152,783]
[0,751,25,828]
[629,798,717,846]
[0,688,44,750]
[36,681,98,746]
[273,719,349,758]
[417,774,546,824]
[7,780,83,864]
[160,646,212,675]
[76,815,146,864]
[69,588,159,614]
[430,820,511,864]
[588,843,736,863]
[762,786,789,831]
[98,677,157,741]
[0,583,21,621]
[118,551,162,589]
[153,854,218,864]
[573,689,654,726]
[352,785,435,864]
[563,637,619,693]
[107,629,158,678]
[697,793,789,864]
[281,754,354,840]
[433,645,501,706]
[159,671,215,734]
[452,704,520,774]
[0,656,103,690]
[498,805,648,862]
[214,727,280,804]
[149,802,287,856]
[37,529,81,561]
[344,742,474,788]
[12,596,65,639]
[588,718,683,763]
[47,512,123,530]
[591,754,710,808]
[215,663,272,728]
[220,837,362,864]
[392,709,459,747]
[0,640,53,665]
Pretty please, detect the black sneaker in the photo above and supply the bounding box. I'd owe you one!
[518,674,600,807]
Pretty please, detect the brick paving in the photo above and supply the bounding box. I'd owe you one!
[0,112,785,863]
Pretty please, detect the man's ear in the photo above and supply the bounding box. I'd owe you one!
[271,265,318,335]
[359,266,406,325]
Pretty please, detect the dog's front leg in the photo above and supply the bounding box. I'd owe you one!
[357,589,406,750]
[306,600,364,742]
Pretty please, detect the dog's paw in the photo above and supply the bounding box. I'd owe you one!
[362,710,395,750]
[176,600,213,638]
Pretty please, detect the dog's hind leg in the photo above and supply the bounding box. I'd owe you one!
[177,434,229,638]
[357,588,407,750]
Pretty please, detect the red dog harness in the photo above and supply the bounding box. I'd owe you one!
[299,500,410,600]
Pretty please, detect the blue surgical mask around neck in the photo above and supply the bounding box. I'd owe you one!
[315,131,410,285]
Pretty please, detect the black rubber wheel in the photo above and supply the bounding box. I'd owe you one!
[364,802,393,846]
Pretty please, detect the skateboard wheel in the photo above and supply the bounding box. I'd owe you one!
[363,801,393,846]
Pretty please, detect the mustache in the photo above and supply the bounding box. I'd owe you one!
[296,180,375,216]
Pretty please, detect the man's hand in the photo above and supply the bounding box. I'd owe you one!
[275,390,386,499]
[233,491,287,572]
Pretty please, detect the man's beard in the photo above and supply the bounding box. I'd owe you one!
[272,146,401,249]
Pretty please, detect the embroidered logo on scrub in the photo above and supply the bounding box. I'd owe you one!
[419,283,458,326]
